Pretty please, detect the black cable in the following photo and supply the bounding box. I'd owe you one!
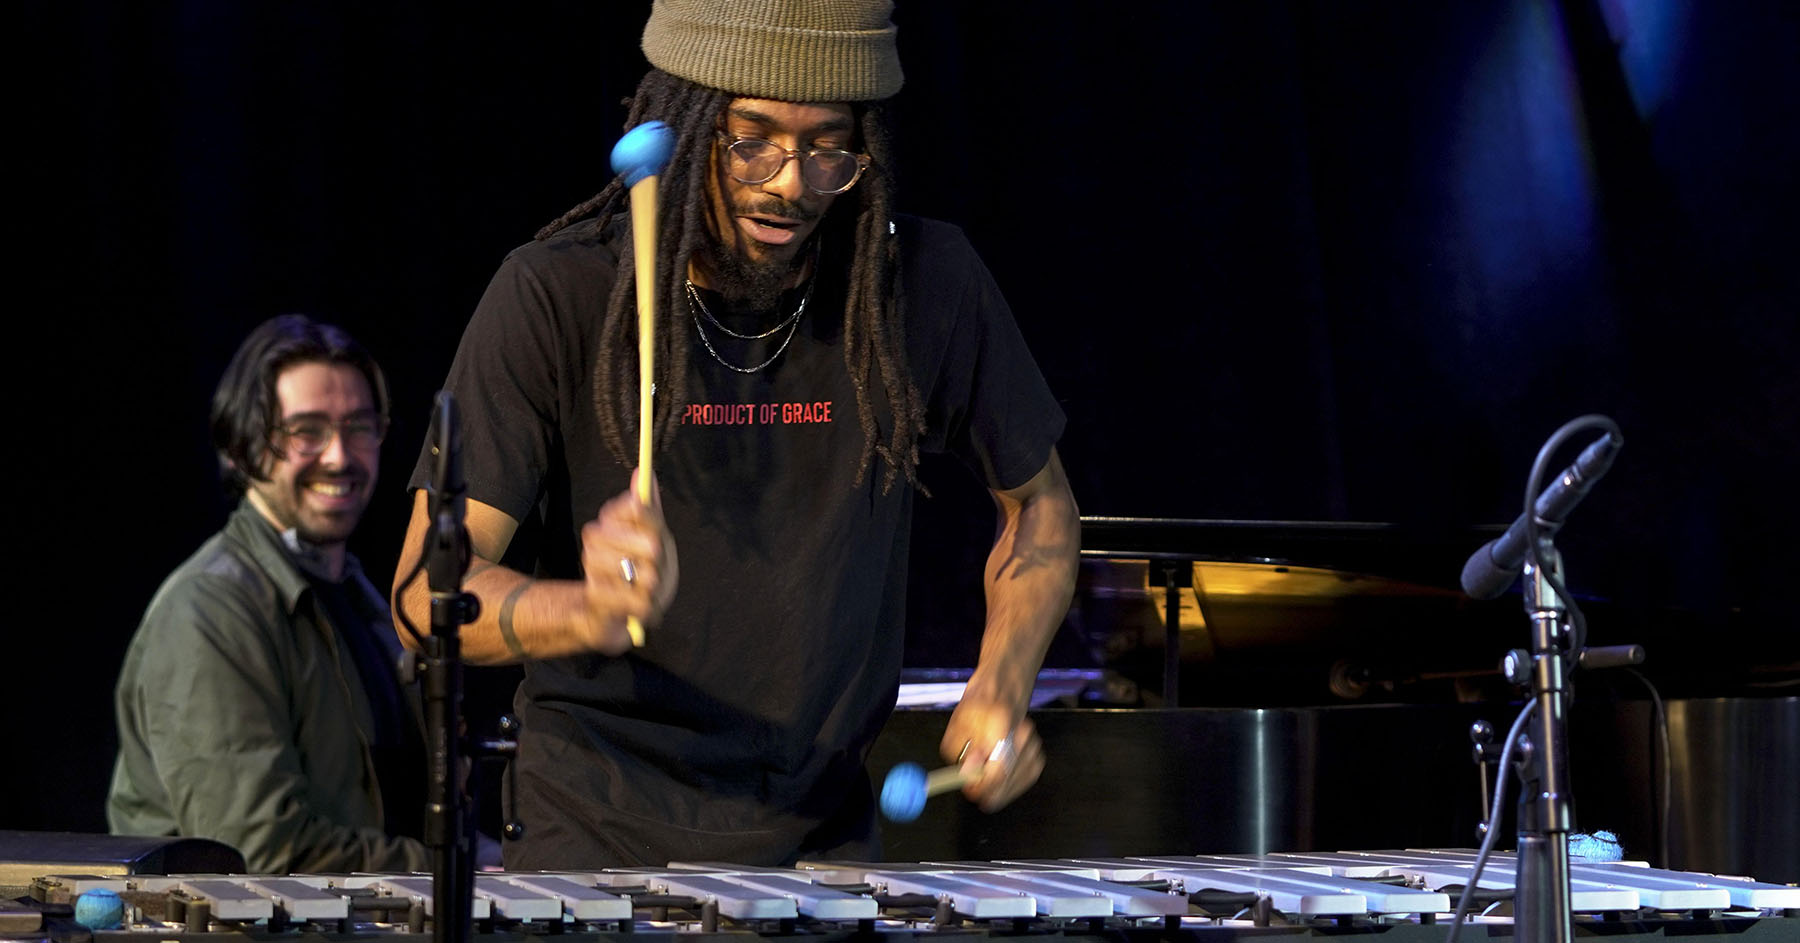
[1445,700,1536,943]
[1623,666,1671,869]
[1520,414,1621,672]
[393,549,428,647]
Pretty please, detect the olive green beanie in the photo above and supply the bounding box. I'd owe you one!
[640,0,903,102]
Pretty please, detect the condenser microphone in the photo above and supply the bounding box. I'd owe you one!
[1460,430,1623,600]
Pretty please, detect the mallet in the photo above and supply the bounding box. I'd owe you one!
[608,120,675,649]
[879,761,978,823]
[880,736,1018,822]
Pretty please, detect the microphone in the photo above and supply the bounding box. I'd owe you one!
[1460,430,1623,600]
[426,390,466,594]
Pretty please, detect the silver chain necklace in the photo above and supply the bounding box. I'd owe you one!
[687,277,813,373]
[686,280,805,339]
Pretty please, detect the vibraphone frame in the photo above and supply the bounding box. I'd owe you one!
[13,850,1797,943]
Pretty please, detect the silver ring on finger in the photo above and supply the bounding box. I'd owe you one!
[619,557,637,586]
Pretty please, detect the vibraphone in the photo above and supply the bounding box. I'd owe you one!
[15,849,1798,942]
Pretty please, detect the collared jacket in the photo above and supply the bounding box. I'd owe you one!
[107,500,428,873]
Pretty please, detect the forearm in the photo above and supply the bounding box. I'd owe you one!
[167,749,427,873]
[123,609,430,874]
[392,489,654,663]
[253,805,429,874]
[395,558,613,665]
[935,453,1076,812]
[968,462,1080,714]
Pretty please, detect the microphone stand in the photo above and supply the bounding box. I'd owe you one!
[422,393,481,943]
[1460,415,1627,943]
[1513,541,1574,943]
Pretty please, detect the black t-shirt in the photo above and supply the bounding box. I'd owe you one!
[412,214,1063,867]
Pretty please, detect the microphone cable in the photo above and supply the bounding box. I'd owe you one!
[1520,413,1622,672]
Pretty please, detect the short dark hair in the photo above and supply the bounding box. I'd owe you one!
[210,314,389,497]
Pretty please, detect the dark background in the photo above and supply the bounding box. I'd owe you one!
[11,0,1797,861]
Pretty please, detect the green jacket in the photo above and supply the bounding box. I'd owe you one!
[107,500,428,873]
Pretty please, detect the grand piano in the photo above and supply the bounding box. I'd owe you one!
[875,516,1800,886]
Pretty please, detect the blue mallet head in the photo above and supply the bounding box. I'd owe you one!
[879,761,928,822]
[75,888,125,929]
[610,120,675,187]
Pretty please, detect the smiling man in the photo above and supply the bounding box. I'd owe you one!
[109,315,430,874]
[393,0,1080,868]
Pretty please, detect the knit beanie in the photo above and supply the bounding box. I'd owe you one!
[641,0,903,103]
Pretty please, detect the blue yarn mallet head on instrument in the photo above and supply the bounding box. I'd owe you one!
[1568,829,1623,862]
[610,120,675,186]
[75,888,125,929]
[880,761,929,822]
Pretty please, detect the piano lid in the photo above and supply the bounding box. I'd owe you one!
[1066,517,1522,706]
[1078,516,1505,590]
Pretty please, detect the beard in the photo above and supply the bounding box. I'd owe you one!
[248,462,371,550]
[703,245,796,311]
[702,197,820,311]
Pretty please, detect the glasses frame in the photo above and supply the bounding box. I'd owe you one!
[716,133,873,195]
[273,414,390,458]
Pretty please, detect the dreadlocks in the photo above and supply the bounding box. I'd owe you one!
[537,70,926,494]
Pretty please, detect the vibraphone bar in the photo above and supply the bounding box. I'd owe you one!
[11,850,1797,942]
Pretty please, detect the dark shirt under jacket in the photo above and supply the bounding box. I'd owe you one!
[108,500,429,874]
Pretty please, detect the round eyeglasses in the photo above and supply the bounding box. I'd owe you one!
[718,135,872,195]
[275,415,389,457]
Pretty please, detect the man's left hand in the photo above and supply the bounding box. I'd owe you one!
[940,696,1044,813]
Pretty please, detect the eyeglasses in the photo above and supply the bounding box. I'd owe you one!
[718,134,872,195]
[274,415,388,457]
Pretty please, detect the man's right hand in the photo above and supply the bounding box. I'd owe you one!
[576,474,678,654]
[393,473,678,664]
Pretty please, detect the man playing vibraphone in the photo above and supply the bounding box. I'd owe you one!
[391,0,1079,868]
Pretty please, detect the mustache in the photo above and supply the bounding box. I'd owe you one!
[301,468,368,483]
[736,196,821,224]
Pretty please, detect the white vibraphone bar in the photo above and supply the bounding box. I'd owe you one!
[16,850,1798,941]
